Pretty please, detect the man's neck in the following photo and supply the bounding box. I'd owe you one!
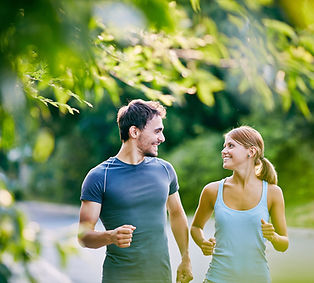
[116,142,144,165]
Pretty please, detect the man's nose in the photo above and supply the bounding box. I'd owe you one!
[159,132,165,143]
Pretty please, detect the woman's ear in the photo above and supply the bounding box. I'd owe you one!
[249,146,257,158]
[129,126,139,139]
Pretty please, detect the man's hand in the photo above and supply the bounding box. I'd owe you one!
[110,225,136,248]
[201,237,216,256]
[261,219,275,242]
[176,255,193,283]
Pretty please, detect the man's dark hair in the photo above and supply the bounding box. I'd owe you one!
[117,99,166,142]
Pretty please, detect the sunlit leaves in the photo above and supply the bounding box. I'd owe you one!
[279,0,314,29]
[254,77,274,110]
[263,19,297,42]
[288,76,311,118]
[216,0,246,16]
[96,74,120,105]
[261,17,313,117]
[291,89,311,118]
[190,0,201,12]
[213,1,313,116]
[131,0,175,31]
[193,70,224,106]
[91,10,226,108]
[32,129,55,163]
[0,113,15,151]
[88,0,313,115]
[2,0,312,124]
[299,34,314,54]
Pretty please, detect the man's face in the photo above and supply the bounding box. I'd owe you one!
[137,115,165,157]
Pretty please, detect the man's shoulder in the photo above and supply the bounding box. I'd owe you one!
[147,157,175,171]
[86,157,116,177]
[152,157,173,167]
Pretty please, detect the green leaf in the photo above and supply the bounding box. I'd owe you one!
[263,19,297,41]
[299,34,314,54]
[137,84,175,106]
[169,50,191,77]
[238,78,250,94]
[197,81,215,106]
[291,90,311,118]
[254,77,274,110]
[279,90,292,112]
[33,129,55,163]
[296,77,310,96]
[98,76,120,106]
[66,90,93,108]
[216,0,246,15]
[190,0,200,12]
[0,114,15,150]
[131,0,175,31]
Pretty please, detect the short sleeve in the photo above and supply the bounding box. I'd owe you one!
[80,167,104,204]
[163,161,179,195]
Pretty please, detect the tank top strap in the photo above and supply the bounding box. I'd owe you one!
[261,180,268,207]
[216,178,226,205]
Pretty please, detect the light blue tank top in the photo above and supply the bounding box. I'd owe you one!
[206,178,271,283]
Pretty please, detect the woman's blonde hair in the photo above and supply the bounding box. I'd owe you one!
[226,126,277,184]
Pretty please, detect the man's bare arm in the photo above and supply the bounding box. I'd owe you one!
[78,200,135,249]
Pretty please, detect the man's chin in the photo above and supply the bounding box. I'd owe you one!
[144,152,158,157]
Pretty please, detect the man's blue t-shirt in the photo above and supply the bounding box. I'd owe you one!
[80,156,179,283]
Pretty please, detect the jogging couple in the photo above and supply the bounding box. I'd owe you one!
[78,99,288,283]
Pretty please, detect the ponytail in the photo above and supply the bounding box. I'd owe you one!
[256,157,277,185]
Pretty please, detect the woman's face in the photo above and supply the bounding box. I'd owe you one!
[221,135,249,170]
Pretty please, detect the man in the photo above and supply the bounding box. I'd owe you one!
[78,99,193,283]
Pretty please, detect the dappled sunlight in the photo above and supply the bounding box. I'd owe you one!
[32,129,55,163]
[93,2,146,31]
[0,189,13,207]
[0,0,313,282]
[280,0,314,28]
[23,222,40,242]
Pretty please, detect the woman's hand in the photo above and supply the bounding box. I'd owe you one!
[261,219,275,242]
[201,237,216,256]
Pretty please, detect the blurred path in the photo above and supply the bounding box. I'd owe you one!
[17,201,314,283]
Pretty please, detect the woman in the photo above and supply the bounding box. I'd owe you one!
[190,126,289,283]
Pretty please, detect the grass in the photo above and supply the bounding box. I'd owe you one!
[285,200,314,229]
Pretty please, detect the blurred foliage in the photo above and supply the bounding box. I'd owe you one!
[168,104,314,214]
[240,105,314,204]
[167,131,228,212]
[0,0,314,281]
[285,201,314,229]
[0,182,40,282]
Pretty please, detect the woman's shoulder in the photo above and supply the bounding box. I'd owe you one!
[267,183,283,194]
[267,183,285,203]
[202,180,221,199]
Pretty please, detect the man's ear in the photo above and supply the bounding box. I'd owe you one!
[129,126,139,139]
